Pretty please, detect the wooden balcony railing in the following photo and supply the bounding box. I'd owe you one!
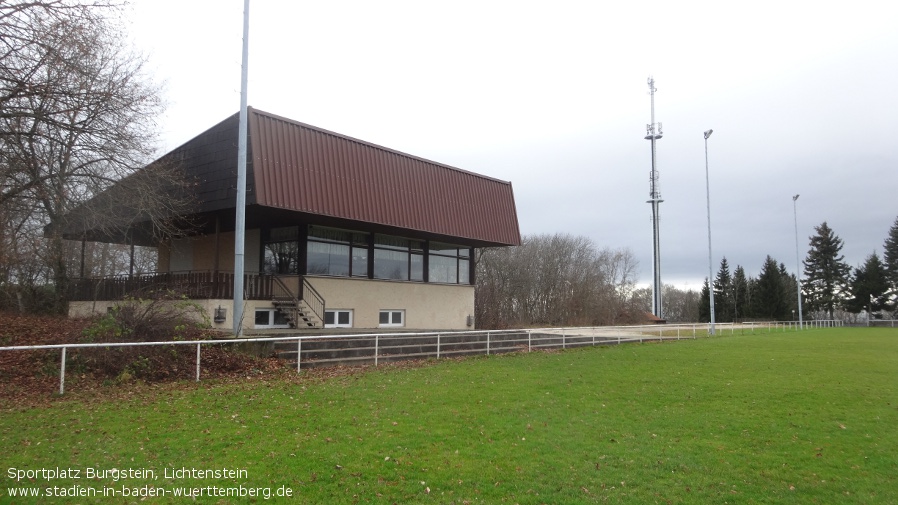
[70,271,293,302]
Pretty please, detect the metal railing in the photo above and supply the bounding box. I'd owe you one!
[0,320,846,395]
[300,277,325,324]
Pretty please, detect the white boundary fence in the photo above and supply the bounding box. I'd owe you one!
[0,320,847,395]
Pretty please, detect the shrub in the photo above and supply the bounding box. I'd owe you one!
[77,290,212,380]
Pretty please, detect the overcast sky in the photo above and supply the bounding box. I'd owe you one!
[126,0,897,290]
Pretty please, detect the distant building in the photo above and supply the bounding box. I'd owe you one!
[65,108,521,331]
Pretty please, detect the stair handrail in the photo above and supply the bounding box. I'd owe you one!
[270,276,326,327]
[271,275,298,302]
[300,277,326,325]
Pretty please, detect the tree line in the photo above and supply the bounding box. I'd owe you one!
[695,218,898,323]
[475,234,644,328]
[475,216,898,329]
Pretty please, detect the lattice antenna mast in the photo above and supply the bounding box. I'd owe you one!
[645,77,664,319]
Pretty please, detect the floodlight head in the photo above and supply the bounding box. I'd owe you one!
[793,194,800,201]
[704,129,713,139]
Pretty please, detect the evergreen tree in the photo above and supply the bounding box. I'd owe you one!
[733,265,749,322]
[714,257,733,322]
[883,216,898,307]
[745,275,759,319]
[780,262,799,317]
[803,222,852,318]
[846,252,892,315]
[756,256,789,320]
[698,278,711,323]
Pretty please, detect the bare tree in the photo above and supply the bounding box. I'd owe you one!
[475,233,644,329]
[0,1,192,313]
[661,284,700,323]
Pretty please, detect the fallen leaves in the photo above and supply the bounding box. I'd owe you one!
[0,310,469,409]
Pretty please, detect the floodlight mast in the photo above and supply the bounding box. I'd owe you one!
[645,77,664,319]
[704,129,715,335]
[233,0,250,336]
[792,194,804,330]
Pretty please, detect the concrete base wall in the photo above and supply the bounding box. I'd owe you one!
[306,276,475,330]
[69,277,475,331]
[68,299,276,332]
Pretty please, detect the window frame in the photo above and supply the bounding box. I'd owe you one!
[428,242,472,285]
[378,309,405,328]
[253,309,292,329]
[307,226,368,278]
[324,309,354,328]
[373,235,424,282]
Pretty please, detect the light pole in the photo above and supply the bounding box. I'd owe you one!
[869,294,874,326]
[792,194,804,330]
[704,129,715,335]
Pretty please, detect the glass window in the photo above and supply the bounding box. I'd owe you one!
[429,255,457,283]
[325,309,353,328]
[373,235,423,281]
[254,309,291,328]
[307,227,369,278]
[379,310,404,327]
[351,245,368,278]
[264,241,299,275]
[428,242,471,284]
[410,253,424,281]
[374,248,407,280]
[307,241,350,276]
[263,226,300,275]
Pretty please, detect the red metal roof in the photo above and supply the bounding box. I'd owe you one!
[248,108,521,246]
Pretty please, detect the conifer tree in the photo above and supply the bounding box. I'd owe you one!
[757,256,789,320]
[698,278,711,323]
[883,216,898,306]
[780,262,799,317]
[803,222,852,319]
[847,252,892,315]
[714,257,733,322]
[733,266,749,321]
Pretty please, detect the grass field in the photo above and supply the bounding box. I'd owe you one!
[1,327,896,504]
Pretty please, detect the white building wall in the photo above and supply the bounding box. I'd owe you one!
[306,276,475,330]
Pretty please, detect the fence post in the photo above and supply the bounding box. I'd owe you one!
[297,339,302,372]
[528,330,531,352]
[562,328,566,349]
[59,347,67,395]
[487,331,491,355]
[375,334,379,366]
[693,324,696,339]
[437,333,441,359]
[195,343,201,382]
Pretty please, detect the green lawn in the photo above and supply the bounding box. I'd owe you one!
[2,327,896,504]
